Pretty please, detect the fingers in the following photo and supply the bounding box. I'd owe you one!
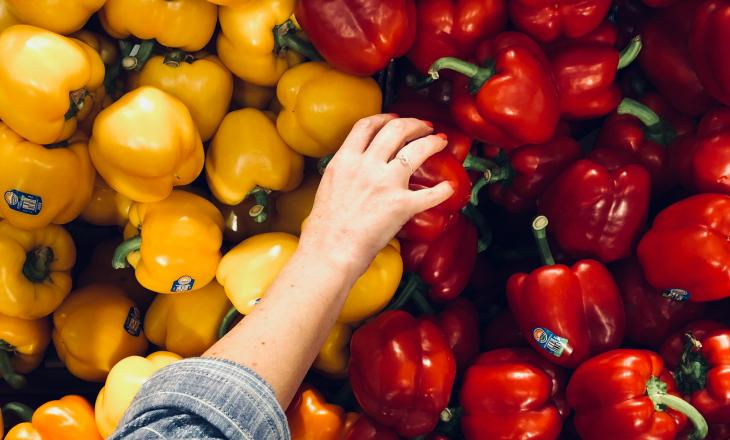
[365,118,433,161]
[390,134,448,179]
[338,114,399,155]
[408,181,455,213]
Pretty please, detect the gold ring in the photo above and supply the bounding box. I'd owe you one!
[396,153,414,174]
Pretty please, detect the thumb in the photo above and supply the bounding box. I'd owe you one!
[409,181,455,213]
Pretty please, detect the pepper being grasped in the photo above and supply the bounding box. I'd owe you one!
[3,396,102,440]
[4,0,105,35]
[89,86,205,203]
[0,25,104,145]
[507,216,625,368]
[114,190,224,295]
[0,313,51,389]
[638,194,730,302]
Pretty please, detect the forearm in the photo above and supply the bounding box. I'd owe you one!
[203,240,360,407]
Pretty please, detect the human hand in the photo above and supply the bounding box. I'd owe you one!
[300,114,454,278]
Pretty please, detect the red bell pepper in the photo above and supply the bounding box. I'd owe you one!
[538,155,651,263]
[296,0,416,76]
[506,216,625,368]
[637,194,730,302]
[639,0,717,116]
[567,349,708,440]
[407,0,507,74]
[349,310,456,437]
[419,32,560,150]
[640,93,697,138]
[483,309,526,349]
[692,107,730,196]
[460,348,568,440]
[342,414,400,440]
[507,0,612,43]
[401,214,478,301]
[548,35,642,120]
[659,321,727,370]
[690,0,730,107]
[613,258,706,349]
[425,298,480,370]
[465,135,581,213]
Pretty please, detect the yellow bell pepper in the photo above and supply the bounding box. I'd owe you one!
[277,62,382,158]
[232,78,275,110]
[217,0,306,87]
[89,86,205,203]
[115,190,224,294]
[205,108,304,221]
[0,25,105,145]
[270,174,320,236]
[95,351,182,438]
[144,281,231,357]
[216,198,272,244]
[0,313,51,389]
[134,52,233,142]
[77,239,154,311]
[100,0,217,52]
[286,385,346,440]
[80,174,132,227]
[0,125,94,231]
[53,284,149,382]
[3,396,102,440]
[4,0,105,35]
[0,0,20,34]
[217,233,402,322]
[313,322,351,377]
[0,221,75,319]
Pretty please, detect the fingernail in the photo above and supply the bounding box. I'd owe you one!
[436,133,448,140]
[422,120,433,128]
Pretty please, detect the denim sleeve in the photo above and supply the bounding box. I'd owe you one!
[110,358,291,440]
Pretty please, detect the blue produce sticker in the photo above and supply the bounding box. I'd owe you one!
[171,276,194,293]
[124,306,142,336]
[532,327,569,358]
[4,190,42,215]
[662,288,690,302]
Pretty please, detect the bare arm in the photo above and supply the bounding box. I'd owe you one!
[203,114,453,407]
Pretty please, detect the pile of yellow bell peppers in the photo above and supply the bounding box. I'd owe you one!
[0,2,403,437]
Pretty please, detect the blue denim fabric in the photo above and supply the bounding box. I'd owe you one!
[110,358,291,440]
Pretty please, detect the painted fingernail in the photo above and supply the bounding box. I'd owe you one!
[422,120,434,128]
[436,133,448,140]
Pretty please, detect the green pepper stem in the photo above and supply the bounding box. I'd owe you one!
[386,273,424,311]
[64,89,88,121]
[163,50,196,67]
[463,203,492,253]
[462,154,498,172]
[408,57,495,91]
[2,402,34,422]
[272,20,322,61]
[22,247,53,283]
[411,289,435,315]
[531,216,555,266]
[617,35,643,70]
[248,188,270,224]
[217,306,242,340]
[112,236,142,269]
[617,98,676,146]
[675,333,708,395]
[647,376,708,440]
[0,350,27,390]
[463,154,512,205]
[121,40,156,71]
[317,154,335,175]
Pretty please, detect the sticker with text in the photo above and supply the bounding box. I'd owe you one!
[124,306,142,336]
[4,190,42,215]
[171,275,195,293]
[532,327,569,358]
[662,288,690,302]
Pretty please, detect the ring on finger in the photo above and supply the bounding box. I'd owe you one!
[395,153,414,175]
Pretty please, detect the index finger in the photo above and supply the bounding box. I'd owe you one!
[337,114,399,155]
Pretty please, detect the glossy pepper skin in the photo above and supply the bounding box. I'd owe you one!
[144,281,231,357]
[206,108,304,206]
[0,25,104,145]
[117,190,224,294]
[95,351,182,438]
[286,384,346,440]
[89,86,205,203]
[508,0,611,43]
[638,194,730,302]
[270,174,320,236]
[4,396,102,440]
[53,284,149,382]
[217,0,304,87]
[5,0,104,35]
[0,221,75,319]
[401,214,477,301]
[296,0,416,76]
[134,53,233,142]
[100,0,217,52]
[539,158,651,263]
[461,348,568,440]
[567,349,710,440]
[691,0,730,106]
[692,107,730,195]
[216,198,273,243]
[407,0,507,74]
[439,32,560,149]
[613,258,705,348]
[639,0,716,116]
[426,298,480,370]
[276,62,382,158]
[313,322,352,376]
[349,310,456,437]
[0,126,94,230]
[0,313,50,389]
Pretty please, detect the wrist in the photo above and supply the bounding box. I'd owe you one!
[297,228,369,282]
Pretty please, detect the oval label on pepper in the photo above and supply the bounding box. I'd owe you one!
[124,306,142,336]
[662,288,690,302]
[171,276,194,293]
[532,327,569,358]
[4,190,42,215]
